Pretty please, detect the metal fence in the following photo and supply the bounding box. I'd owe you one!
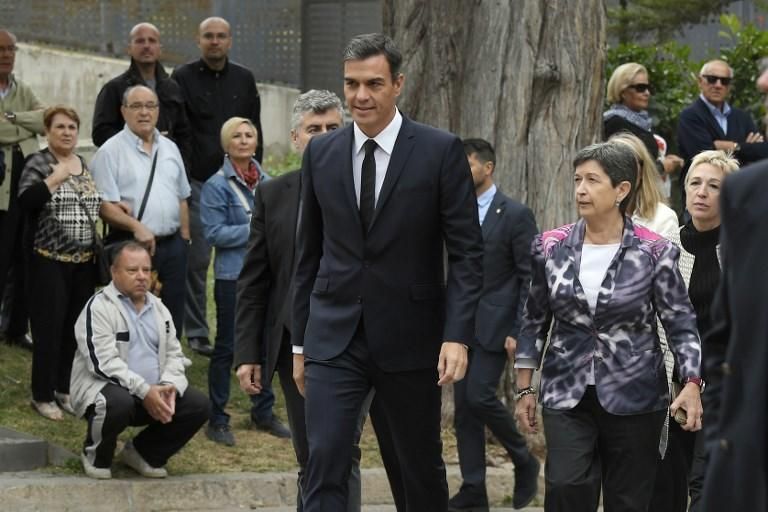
[0,0,381,93]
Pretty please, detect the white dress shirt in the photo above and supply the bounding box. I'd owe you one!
[352,109,403,206]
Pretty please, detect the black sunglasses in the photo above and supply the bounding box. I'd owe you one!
[626,83,651,93]
[702,75,732,86]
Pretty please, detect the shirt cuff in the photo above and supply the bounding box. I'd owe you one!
[292,345,304,355]
[514,357,537,369]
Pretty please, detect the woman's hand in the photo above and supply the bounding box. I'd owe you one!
[515,394,538,434]
[662,154,684,174]
[670,382,703,432]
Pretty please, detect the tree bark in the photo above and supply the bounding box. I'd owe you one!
[383,0,607,232]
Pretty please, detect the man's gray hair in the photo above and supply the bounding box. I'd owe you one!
[343,33,402,80]
[700,59,734,78]
[0,30,17,44]
[291,89,344,130]
[122,85,158,106]
[573,141,638,215]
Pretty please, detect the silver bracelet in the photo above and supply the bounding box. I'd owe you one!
[514,386,536,401]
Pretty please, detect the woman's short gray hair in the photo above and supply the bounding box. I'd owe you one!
[573,141,638,215]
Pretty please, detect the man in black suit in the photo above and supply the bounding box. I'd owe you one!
[292,33,484,512]
[449,139,540,512]
[677,59,768,205]
[701,160,768,512]
[235,89,376,511]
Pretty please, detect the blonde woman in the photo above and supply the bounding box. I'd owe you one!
[610,132,679,237]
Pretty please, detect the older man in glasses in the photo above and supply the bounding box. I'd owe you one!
[677,59,768,205]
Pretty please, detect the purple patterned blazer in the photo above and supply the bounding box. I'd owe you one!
[516,217,701,415]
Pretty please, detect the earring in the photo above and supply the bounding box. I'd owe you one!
[615,198,621,207]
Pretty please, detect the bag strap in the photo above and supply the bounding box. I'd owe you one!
[68,157,101,243]
[136,150,159,222]
[217,169,253,217]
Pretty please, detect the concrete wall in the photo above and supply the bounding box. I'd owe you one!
[13,43,300,158]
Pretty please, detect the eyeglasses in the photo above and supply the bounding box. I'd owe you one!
[125,102,159,111]
[702,75,732,86]
[0,45,17,54]
[626,83,651,93]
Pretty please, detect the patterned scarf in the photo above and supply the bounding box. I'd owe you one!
[603,103,653,132]
[231,158,260,190]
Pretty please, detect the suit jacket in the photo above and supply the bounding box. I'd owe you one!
[677,97,768,182]
[234,170,300,380]
[701,161,768,512]
[516,218,700,415]
[292,116,484,372]
[474,189,537,352]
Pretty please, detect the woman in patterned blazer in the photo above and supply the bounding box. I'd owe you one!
[514,141,703,512]
[649,150,739,512]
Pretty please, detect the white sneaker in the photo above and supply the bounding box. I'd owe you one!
[54,392,76,416]
[120,440,167,478]
[30,400,63,421]
[81,452,111,479]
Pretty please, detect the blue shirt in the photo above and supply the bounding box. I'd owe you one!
[118,293,160,385]
[477,184,497,225]
[700,94,732,135]
[91,126,191,236]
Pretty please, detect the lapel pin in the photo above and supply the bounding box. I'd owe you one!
[496,208,501,214]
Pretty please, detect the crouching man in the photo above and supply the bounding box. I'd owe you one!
[71,241,208,479]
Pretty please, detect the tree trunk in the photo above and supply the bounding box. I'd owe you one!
[383,0,607,232]
[383,1,606,435]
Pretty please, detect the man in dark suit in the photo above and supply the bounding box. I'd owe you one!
[235,89,378,511]
[292,33,484,512]
[677,59,768,205]
[449,139,540,512]
[701,160,768,512]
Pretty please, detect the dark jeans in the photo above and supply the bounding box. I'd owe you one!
[208,279,274,426]
[542,386,666,512]
[184,179,211,339]
[83,383,208,468]
[29,255,94,402]
[153,232,188,335]
[454,346,532,492]
[0,209,29,338]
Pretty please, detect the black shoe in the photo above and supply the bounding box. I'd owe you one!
[512,456,540,509]
[448,485,489,512]
[5,333,33,351]
[188,337,214,357]
[250,416,291,439]
[206,423,235,446]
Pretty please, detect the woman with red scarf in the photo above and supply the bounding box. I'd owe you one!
[200,117,269,446]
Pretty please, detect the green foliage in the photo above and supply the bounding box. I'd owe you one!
[717,13,768,122]
[263,151,302,177]
[608,0,737,43]
[606,41,699,145]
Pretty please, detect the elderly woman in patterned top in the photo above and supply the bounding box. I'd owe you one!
[513,141,703,512]
[18,106,101,421]
[649,150,739,512]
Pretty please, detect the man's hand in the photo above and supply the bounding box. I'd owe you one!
[670,382,703,432]
[504,336,517,361]
[515,394,538,434]
[437,341,468,386]
[116,201,132,216]
[662,154,684,174]
[236,364,263,395]
[143,384,175,424]
[293,354,305,397]
[746,131,765,144]
[133,223,156,256]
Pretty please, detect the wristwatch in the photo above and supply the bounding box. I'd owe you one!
[3,111,16,123]
[732,142,740,153]
[684,376,706,392]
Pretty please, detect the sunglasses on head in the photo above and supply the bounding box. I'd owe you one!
[626,83,651,93]
[702,75,732,86]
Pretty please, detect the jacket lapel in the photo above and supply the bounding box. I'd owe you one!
[335,126,360,219]
[565,219,589,311]
[368,117,416,231]
[284,171,301,267]
[697,98,726,138]
[481,191,505,240]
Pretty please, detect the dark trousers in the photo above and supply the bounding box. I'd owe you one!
[29,254,94,402]
[649,420,697,512]
[208,279,274,426]
[153,232,188,335]
[542,386,665,512]
[454,346,532,493]
[274,327,371,512]
[83,383,208,469]
[303,323,447,512]
[184,179,211,339]
[0,209,29,338]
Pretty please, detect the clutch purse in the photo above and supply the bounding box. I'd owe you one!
[670,381,687,425]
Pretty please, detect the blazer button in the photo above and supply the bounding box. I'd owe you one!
[721,362,732,376]
[357,296,363,304]
[719,439,729,451]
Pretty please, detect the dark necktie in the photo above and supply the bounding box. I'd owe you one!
[360,139,377,232]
